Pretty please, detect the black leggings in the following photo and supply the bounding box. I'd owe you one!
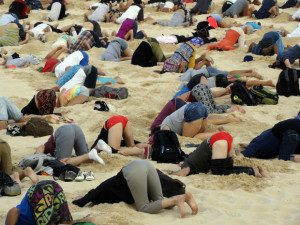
[83,66,98,88]
[72,170,134,207]
[91,126,140,152]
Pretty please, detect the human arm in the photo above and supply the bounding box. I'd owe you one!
[20,33,30,45]
[119,56,132,61]
[57,88,66,107]
[284,59,292,68]
[6,207,20,225]
[35,144,46,154]
[23,61,30,68]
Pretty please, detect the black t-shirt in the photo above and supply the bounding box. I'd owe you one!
[131,41,156,67]
[21,96,39,115]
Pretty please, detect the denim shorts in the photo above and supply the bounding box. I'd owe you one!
[184,102,208,123]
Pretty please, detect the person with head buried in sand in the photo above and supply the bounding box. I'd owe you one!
[164,132,269,178]
[73,160,198,218]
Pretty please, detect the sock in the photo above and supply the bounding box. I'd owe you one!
[97,140,112,154]
[89,149,105,165]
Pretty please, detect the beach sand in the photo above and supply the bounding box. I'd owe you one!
[0,0,300,224]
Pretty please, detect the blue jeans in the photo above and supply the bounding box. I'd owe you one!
[206,67,229,77]
[132,20,144,39]
[184,102,208,122]
[0,97,23,122]
[279,129,300,161]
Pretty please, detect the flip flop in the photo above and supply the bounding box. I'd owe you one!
[58,115,74,124]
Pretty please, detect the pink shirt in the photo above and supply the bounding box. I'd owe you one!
[116,18,134,39]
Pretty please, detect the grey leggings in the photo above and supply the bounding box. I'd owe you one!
[157,12,188,27]
[54,124,88,159]
[191,83,231,114]
[122,160,163,214]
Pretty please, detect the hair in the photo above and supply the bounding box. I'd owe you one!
[269,60,286,70]
[150,126,161,136]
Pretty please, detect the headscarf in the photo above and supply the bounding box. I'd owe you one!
[36,89,56,115]
[41,58,59,72]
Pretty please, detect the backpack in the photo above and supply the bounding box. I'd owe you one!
[250,85,279,105]
[230,81,257,106]
[22,117,54,137]
[151,130,186,163]
[276,68,300,97]
[92,86,129,100]
[18,154,55,174]
[156,169,186,197]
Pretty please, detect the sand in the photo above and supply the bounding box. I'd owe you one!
[1,0,300,224]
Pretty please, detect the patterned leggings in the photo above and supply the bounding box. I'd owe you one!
[191,83,231,114]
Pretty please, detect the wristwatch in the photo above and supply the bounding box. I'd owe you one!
[168,170,173,175]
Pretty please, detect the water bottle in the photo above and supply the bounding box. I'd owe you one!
[233,95,243,104]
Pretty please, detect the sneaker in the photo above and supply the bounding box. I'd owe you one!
[75,171,86,182]
[3,182,21,196]
[6,125,22,136]
[85,171,95,181]
[143,145,151,159]
[64,171,77,182]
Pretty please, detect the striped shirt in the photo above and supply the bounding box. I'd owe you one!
[0,28,20,46]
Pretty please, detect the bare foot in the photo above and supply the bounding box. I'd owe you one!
[230,105,246,114]
[24,167,39,183]
[176,195,186,218]
[235,148,241,156]
[218,126,225,132]
[10,172,24,188]
[253,166,263,178]
[239,143,248,148]
[252,72,263,80]
[267,80,276,87]
[258,166,269,178]
[114,76,125,84]
[118,150,129,156]
[185,192,198,215]
[228,114,242,122]
[44,115,59,124]
[294,154,300,163]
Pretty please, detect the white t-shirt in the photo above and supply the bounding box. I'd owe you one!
[156,35,178,44]
[60,68,86,91]
[55,51,84,78]
[29,23,52,38]
[116,5,141,24]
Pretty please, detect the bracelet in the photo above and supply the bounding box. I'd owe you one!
[168,170,173,175]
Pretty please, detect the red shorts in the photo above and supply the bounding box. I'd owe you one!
[210,132,233,152]
[104,115,129,131]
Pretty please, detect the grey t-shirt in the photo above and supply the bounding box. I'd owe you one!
[180,68,209,82]
[161,104,187,135]
[207,77,216,88]
[6,55,36,68]
[101,41,121,62]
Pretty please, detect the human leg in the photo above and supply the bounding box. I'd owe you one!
[0,140,12,174]
[208,114,242,125]
[54,125,76,160]
[44,45,67,60]
[73,124,89,156]
[122,161,163,213]
[61,150,104,166]
[278,129,300,161]
[246,80,275,87]
[1,97,23,122]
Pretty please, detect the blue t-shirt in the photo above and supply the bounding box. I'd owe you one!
[5,192,35,225]
[277,44,300,64]
[242,115,300,158]
[56,65,83,86]
[245,22,261,29]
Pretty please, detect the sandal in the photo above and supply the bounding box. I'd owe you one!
[58,115,74,124]
[94,101,109,111]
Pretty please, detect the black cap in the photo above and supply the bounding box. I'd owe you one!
[195,21,214,31]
